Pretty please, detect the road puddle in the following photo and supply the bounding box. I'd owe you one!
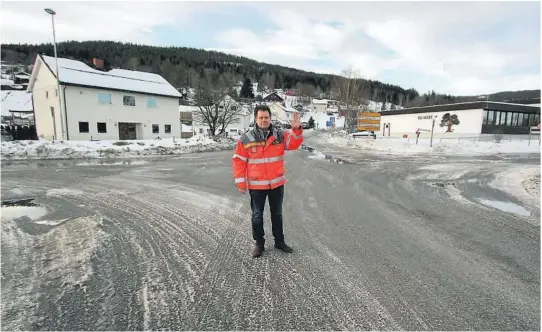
[1,199,48,221]
[76,160,149,166]
[432,182,456,187]
[477,198,532,217]
[2,198,39,207]
[302,145,351,164]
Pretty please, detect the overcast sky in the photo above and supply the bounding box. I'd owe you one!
[1,1,540,96]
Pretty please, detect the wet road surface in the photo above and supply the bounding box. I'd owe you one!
[1,146,540,330]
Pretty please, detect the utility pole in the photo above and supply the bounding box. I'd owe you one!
[45,8,65,141]
[430,118,435,147]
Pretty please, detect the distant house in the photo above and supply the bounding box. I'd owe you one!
[13,71,31,84]
[285,89,297,96]
[1,90,34,126]
[311,99,328,113]
[262,92,284,103]
[311,98,340,114]
[1,73,25,91]
[27,54,182,141]
[268,103,298,124]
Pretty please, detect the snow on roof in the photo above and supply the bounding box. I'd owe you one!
[312,99,328,105]
[40,55,181,98]
[489,101,540,107]
[1,91,33,116]
[178,105,200,113]
[263,91,282,99]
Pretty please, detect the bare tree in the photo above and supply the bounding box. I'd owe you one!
[257,76,267,97]
[333,66,365,130]
[193,84,245,136]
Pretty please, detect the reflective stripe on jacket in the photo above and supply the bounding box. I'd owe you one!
[232,125,303,190]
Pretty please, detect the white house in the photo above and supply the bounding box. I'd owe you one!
[268,103,298,125]
[379,101,541,137]
[311,98,340,114]
[311,99,328,113]
[27,54,182,141]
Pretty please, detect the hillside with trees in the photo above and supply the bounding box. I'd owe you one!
[2,41,539,108]
[1,41,419,105]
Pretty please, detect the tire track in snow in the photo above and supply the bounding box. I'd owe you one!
[2,152,539,331]
[68,173,251,330]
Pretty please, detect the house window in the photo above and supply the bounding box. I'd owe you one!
[98,93,112,104]
[164,124,171,133]
[147,98,158,108]
[97,122,107,133]
[123,95,136,106]
[79,122,89,133]
[152,124,159,133]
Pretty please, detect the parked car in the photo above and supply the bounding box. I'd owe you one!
[349,130,376,139]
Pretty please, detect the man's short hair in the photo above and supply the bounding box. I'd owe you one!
[254,105,271,118]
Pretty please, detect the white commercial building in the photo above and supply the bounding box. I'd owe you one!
[27,54,181,141]
[379,101,540,138]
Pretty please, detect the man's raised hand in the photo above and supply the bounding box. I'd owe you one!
[290,112,301,130]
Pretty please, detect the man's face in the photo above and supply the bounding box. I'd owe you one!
[256,110,271,129]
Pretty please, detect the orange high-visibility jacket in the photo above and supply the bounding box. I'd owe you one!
[232,126,304,190]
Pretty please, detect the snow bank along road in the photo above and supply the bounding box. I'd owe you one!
[1,148,539,330]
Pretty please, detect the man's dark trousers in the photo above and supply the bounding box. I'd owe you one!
[249,185,284,245]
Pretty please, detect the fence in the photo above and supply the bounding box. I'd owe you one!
[333,132,541,146]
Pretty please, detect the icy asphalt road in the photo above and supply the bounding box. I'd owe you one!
[1,144,540,330]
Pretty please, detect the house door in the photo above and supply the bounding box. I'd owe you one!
[118,123,137,140]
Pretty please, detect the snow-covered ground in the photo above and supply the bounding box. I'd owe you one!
[1,135,236,160]
[321,132,541,155]
[489,164,541,208]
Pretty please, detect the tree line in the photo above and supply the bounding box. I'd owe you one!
[2,40,420,105]
[2,41,538,108]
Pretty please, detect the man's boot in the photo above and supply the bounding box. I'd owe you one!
[252,243,265,258]
[274,241,293,253]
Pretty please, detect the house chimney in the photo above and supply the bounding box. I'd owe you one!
[92,58,104,69]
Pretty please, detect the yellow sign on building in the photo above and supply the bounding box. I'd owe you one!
[358,112,381,131]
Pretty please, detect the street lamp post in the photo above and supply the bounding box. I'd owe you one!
[45,8,65,141]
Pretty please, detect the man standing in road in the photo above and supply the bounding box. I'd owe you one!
[232,105,304,257]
